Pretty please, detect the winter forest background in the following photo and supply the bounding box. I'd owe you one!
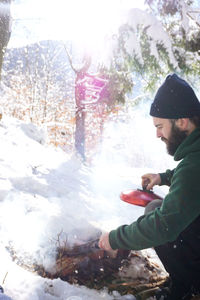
[0,0,199,299]
[1,0,200,160]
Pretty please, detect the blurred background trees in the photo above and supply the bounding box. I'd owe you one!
[0,0,200,160]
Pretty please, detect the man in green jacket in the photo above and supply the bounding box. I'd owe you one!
[99,74,200,300]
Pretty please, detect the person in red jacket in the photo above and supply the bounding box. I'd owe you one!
[99,74,200,300]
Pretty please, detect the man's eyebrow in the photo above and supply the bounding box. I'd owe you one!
[155,123,162,127]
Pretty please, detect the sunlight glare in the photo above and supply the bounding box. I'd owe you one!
[11,0,146,60]
[52,0,122,57]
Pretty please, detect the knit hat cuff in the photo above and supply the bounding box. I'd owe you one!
[150,103,200,119]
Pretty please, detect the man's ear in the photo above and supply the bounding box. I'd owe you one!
[175,118,189,130]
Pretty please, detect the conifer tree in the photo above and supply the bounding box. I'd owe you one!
[113,0,200,90]
[0,0,11,79]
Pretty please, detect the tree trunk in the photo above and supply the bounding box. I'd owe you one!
[0,0,11,79]
[75,107,86,160]
[65,49,91,160]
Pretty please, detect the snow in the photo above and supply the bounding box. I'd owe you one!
[124,8,178,67]
[180,0,200,33]
[1,0,198,298]
[0,107,173,299]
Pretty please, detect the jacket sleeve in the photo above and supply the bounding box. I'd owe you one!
[109,161,200,250]
[159,169,174,186]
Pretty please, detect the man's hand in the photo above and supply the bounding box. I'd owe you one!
[98,232,118,258]
[141,173,161,190]
[98,232,113,251]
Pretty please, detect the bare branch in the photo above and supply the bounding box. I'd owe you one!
[63,44,78,73]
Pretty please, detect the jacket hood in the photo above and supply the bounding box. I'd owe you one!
[174,127,200,161]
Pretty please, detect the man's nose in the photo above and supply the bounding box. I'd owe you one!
[156,129,162,138]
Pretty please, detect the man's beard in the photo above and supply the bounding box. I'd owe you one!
[161,123,187,156]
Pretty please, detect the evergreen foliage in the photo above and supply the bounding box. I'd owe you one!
[110,0,200,91]
[98,64,133,106]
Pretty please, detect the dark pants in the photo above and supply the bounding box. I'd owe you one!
[145,200,200,293]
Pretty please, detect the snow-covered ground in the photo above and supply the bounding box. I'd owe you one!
[0,108,175,300]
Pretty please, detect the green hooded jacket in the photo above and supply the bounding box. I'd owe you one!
[109,127,200,250]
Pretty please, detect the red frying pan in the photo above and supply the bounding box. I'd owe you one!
[120,189,163,207]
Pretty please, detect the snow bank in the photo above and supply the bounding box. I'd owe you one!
[0,109,171,299]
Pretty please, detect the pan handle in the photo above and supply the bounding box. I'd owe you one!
[137,188,154,194]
